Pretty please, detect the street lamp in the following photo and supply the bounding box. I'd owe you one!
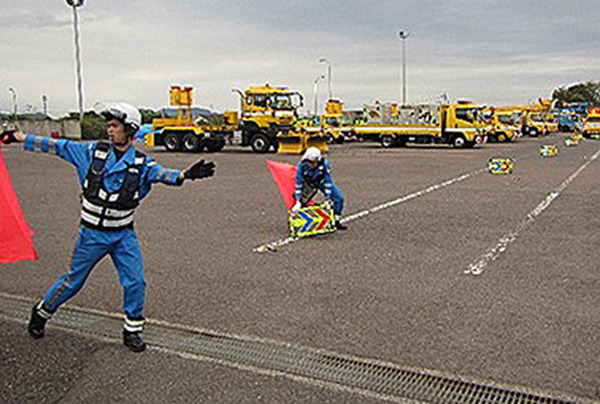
[398,30,410,106]
[66,0,85,126]
[8,87,17,117]
[318,57,333,100]
[313,75,326,115]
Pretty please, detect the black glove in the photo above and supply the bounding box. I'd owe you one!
[184,160,216,181]
[1,130,17,145]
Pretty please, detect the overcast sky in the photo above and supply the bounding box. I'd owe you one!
[1,0,599,116]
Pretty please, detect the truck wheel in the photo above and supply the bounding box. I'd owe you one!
[250,133,270,153]
[164,132,182,152]
[497,132,507,142]
[528,128,538,137]
[182,133,202,152]
[452,135,466,148]
[205,138,226,152]
[380,135,396,148]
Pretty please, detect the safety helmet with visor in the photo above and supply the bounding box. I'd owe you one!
[99,102,142,137]
[302,147,322,162]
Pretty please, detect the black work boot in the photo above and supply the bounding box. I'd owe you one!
[28,302,51,339]
[123,330,146,352]
[335,216,348,230]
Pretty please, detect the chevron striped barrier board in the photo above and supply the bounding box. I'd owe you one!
[289,202,336,239]
[540,145,558,157]
[564,137,579,147]
[487,157,515,175]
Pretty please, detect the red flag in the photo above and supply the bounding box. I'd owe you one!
[266,160,297,209]
[0,147,38,263]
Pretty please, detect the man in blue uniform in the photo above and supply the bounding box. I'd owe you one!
[292,147,347,230]
[1,103,215,352]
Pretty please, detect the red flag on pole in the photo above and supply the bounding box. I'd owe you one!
[266,160,297,209]
[0,147,38,263]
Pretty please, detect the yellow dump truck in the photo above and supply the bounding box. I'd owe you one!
[349,103,487,148]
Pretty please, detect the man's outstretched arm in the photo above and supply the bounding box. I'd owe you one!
[2,131,93,168]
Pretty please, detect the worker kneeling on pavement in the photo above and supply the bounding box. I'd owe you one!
[1,103,216,352]
[292,147,346,230]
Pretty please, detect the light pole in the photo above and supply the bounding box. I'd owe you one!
[42,94,48,117]
[398,30,410,106]
[66,0,85,126]
[313,75,325,115]
[8,87,17,118]
[319,57,332,100]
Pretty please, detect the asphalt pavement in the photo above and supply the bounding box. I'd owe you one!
[1,134,598,402]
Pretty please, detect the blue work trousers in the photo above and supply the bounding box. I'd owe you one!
[318,184,344,215]
[43,225,145,319]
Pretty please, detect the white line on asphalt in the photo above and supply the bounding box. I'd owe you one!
[254,168,486,253]
[465,148,600,276]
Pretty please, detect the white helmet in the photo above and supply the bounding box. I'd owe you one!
[100,102,141,135]
[302,147,322,162]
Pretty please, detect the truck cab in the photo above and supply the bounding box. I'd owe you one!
[440,103,488,147]
[236,84,304,153]
[582,109,600,139]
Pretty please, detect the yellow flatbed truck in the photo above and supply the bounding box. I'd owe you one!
[349,103,488,148]
[148,85,235,152]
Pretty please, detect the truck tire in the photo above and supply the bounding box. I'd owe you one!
[380,134,396,148]
[205,138,226,152]
[451,134,466,148]
[250,133,270,153]
[164,132,182,152]
[528,128,539,137]
[182,133,202,152]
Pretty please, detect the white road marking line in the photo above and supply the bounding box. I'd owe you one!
[254,168,485,253]
[465,148,600,276]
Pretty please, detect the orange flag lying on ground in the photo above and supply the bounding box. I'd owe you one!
[0,146,37,263]
[266,160,297,209]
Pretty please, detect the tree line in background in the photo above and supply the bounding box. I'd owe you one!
[552,80,600,107]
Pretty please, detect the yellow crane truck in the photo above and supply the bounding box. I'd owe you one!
[349,103,488,148]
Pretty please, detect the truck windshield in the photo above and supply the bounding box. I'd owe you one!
[268,94,301,110]
[498,115,515,125]
[325,117,341,127]
[456,108,484,123]
[530,113,543,122]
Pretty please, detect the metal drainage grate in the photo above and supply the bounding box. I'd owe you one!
[0,294,587,404]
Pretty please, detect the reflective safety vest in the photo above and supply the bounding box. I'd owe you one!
[302,161,326,189]
[80,143,144,231]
